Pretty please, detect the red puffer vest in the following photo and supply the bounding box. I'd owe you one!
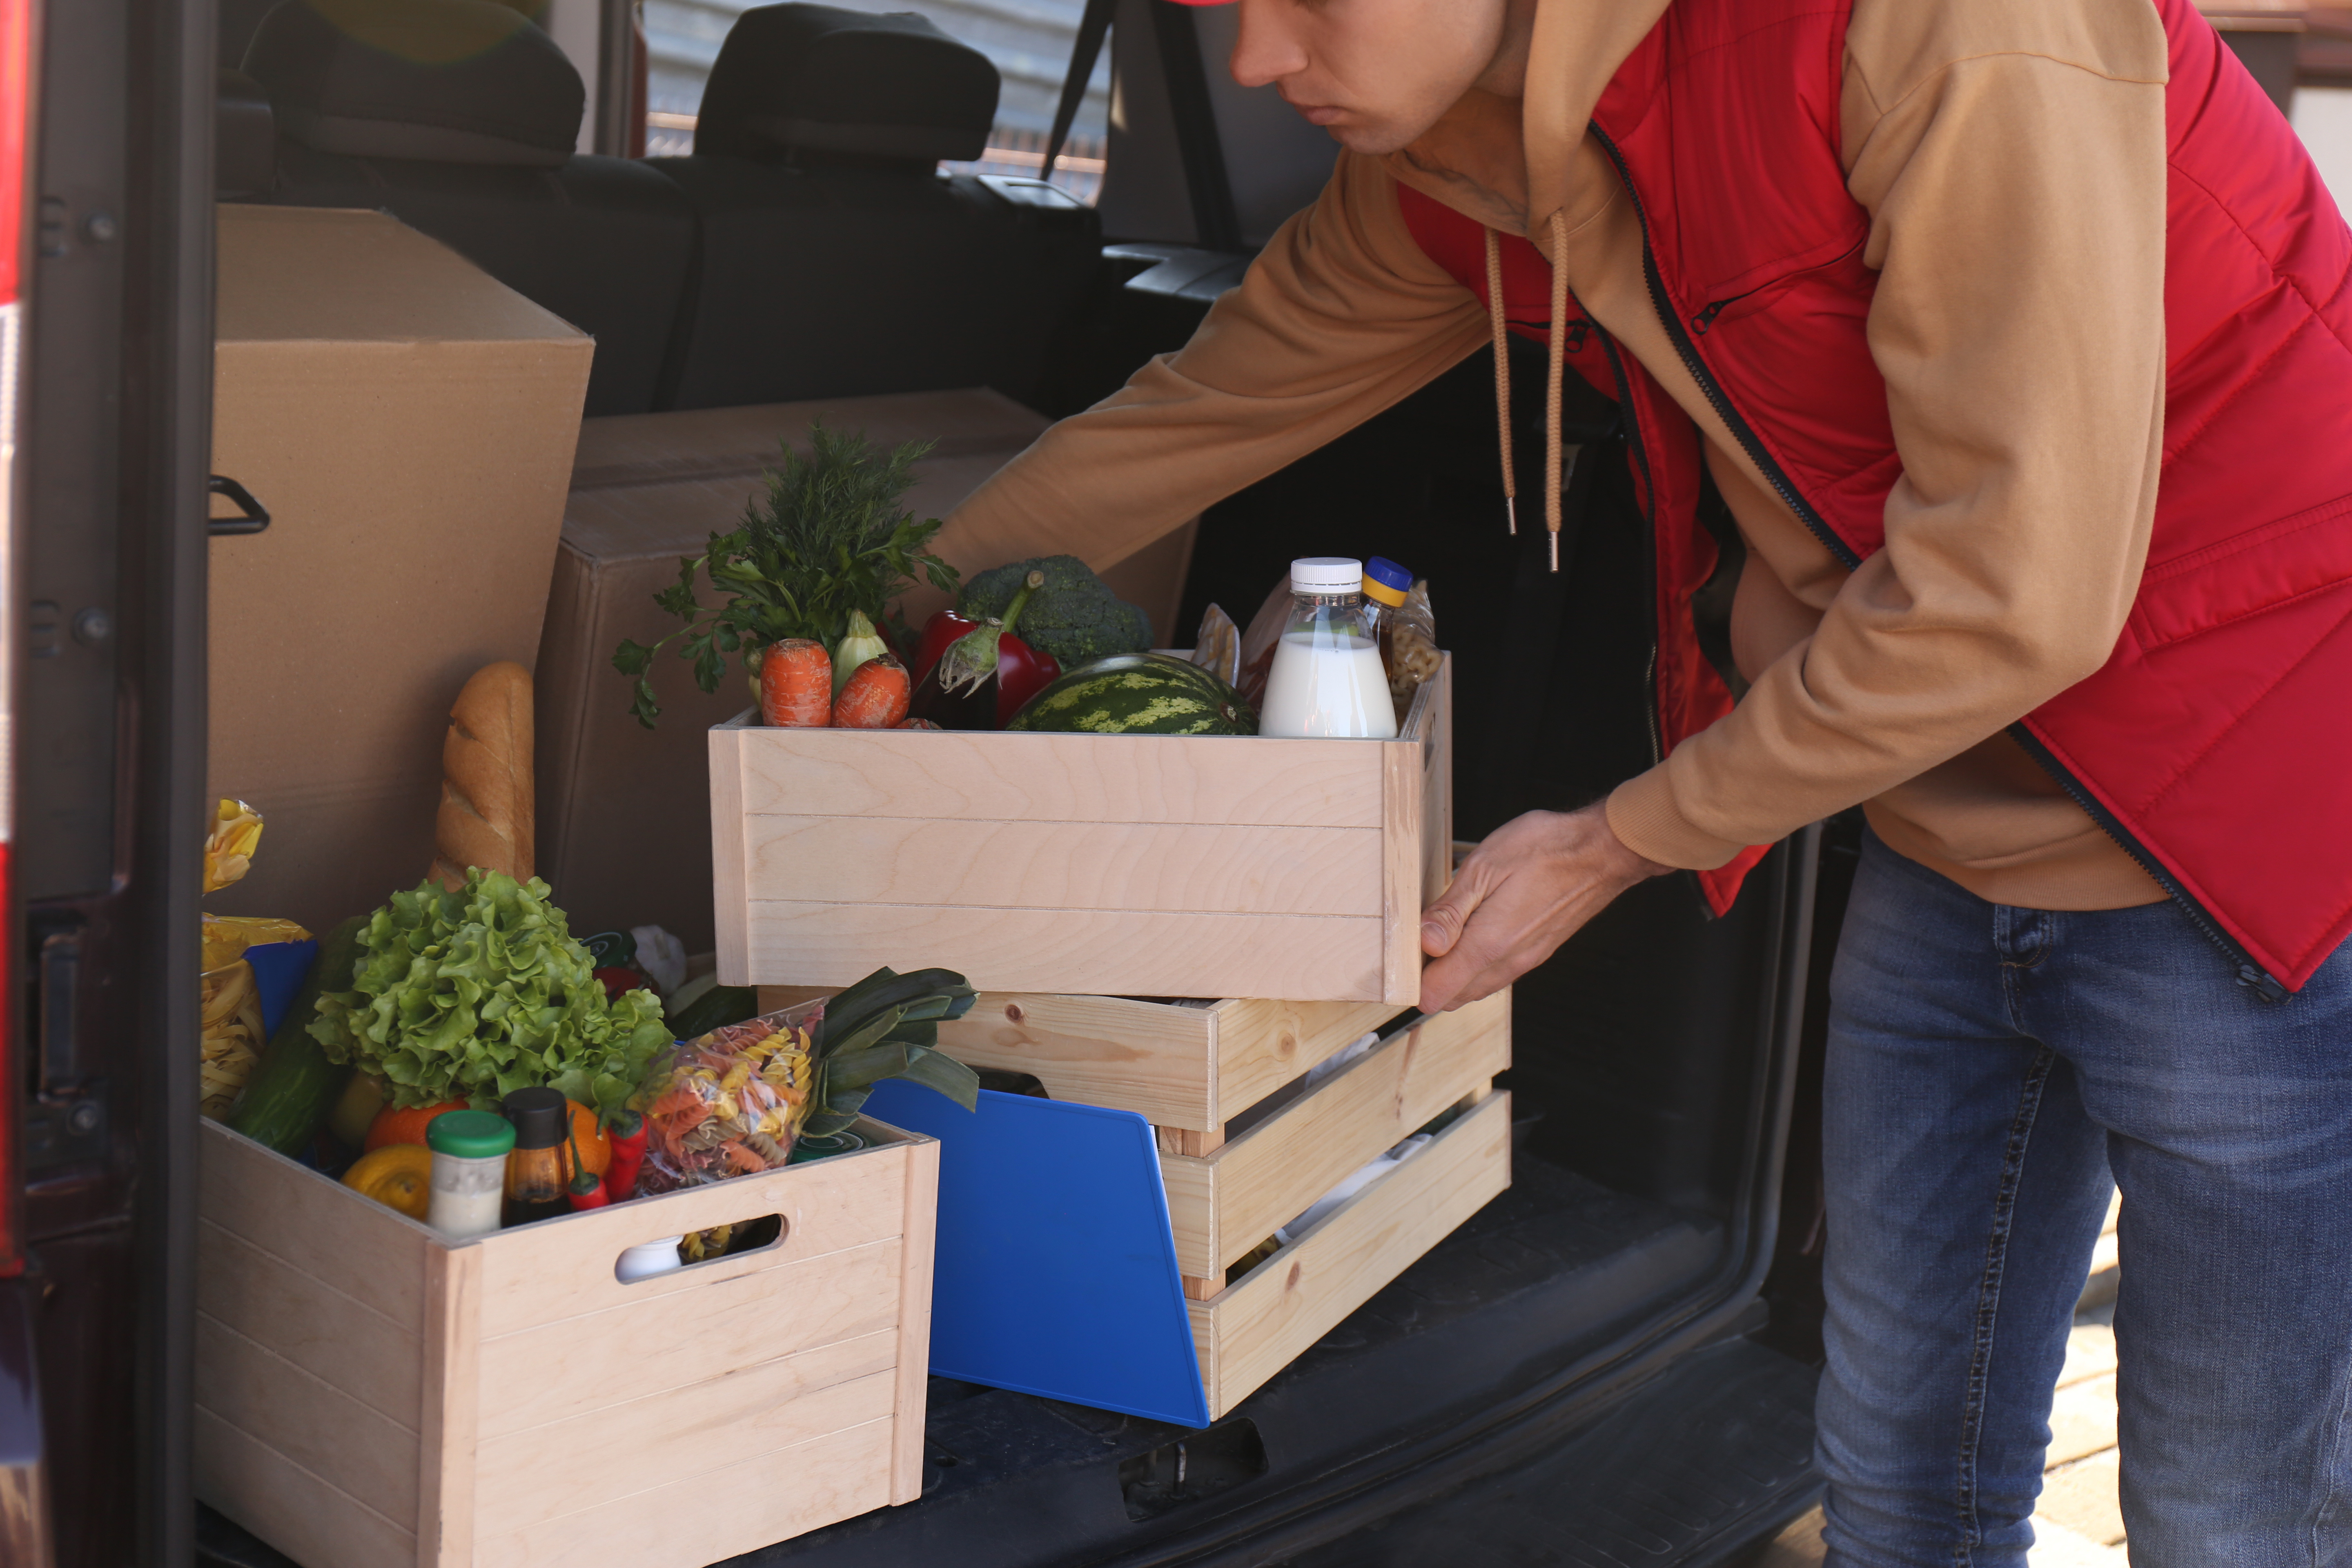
[1400,0,2352,995]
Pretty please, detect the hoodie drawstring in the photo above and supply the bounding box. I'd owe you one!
[1482,227,1518,538]
[1484,214,1576,572]
[1544,208,1568,573]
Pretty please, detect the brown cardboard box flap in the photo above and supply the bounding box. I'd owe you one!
[208,204,592,933]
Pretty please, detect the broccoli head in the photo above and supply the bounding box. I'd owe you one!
[958,554,1153,665]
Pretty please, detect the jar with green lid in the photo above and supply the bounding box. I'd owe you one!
[425,1109,514,1240]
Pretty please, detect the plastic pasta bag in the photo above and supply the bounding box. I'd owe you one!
[636,998,824,1194]
[1384,579,1440,722]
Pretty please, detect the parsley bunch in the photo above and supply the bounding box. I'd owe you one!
[613,422,958,728]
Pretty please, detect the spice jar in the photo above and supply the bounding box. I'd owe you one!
[501,1087,572,1227]
[425,1110,514,1240]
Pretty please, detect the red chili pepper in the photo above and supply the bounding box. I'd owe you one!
[603,1109,647,1203]
[565,1121,610,1210]
[911,584,1062,728]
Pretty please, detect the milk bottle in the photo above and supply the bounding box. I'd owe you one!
[1258,558,1399,739]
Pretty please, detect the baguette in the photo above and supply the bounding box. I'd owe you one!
[430,660,534,890]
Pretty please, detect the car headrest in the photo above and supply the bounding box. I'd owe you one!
[243,0,582,167]
[695,4,998,166]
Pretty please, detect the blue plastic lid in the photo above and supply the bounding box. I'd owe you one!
[1364,556,1412,590]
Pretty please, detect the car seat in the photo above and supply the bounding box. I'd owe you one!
[649,3,1102,412]
[243,0,696,416]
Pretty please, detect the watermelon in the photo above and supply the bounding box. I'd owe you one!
[1005,653,1257,736]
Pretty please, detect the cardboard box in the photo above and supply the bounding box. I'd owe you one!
[538,391,1197,951]
[207,205,592,933]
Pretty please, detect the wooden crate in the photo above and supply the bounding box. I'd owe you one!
[758,985,1406,1134]
[1158,990,1510,1284]
[712,659,1452,1005]
[194,1116,938,1568]
[1190,1089,1512,1420]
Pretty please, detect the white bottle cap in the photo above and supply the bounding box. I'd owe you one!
[1291,557,1363,591]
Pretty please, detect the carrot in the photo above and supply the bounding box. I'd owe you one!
[758,639,832,726]
[831,653,910,729]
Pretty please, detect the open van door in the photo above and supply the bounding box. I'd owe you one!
[10,0,217,1558]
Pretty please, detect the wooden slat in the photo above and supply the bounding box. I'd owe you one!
[719,719,1385,828]
[1213,998,1408,1120]
[199,1120,429,1332]
[1156,1125,1225,1158]
[1162,991,1512,1276]
[195,1314,422,1525]
[1420,658,1454,909]
[197,1219,422,1422]
[890,1137,940,1505]
[760,989,1403,1132]
[742,815,1381,916]
[1380,699,1429,1007]
[472,1133,915,1336]
[475,1238,902,1438]
[763,987,1220,1129]
[471,1416,897,1568]
[196,1405,417,1568]
[474,1352,898,1534]
[418,1242,481,1568]
[1189,1091,1511,1419]
[733,902,1388,1001]
[709,718,754,989]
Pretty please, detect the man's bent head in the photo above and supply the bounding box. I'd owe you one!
[1209,0,1527,155]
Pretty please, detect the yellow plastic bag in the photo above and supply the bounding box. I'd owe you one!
[198,800,310,1120]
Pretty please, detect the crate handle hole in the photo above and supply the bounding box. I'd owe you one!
[616,1213,788,1283]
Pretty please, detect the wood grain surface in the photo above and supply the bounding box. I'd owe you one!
[1188,1091,1511,1419]
[1161,991,1510,1276]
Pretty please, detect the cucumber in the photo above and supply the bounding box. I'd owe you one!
[1004,653,1256,736]
[665,976,761,1040]
[229,916,367,1156]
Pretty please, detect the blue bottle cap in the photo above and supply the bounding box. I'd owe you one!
[1364,557,1413,591]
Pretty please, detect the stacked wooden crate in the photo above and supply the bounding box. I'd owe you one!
[722,659,1513,1419]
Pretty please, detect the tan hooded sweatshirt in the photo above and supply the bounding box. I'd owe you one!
[932,0,2176,911]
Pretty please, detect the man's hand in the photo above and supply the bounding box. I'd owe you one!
[1418,804,1670,1011]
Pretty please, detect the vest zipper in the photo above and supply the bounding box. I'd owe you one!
[1592,326,1665,767]
[1586,122,2290,999]
[1566,320,1592,353]
[1691,298,1736,335]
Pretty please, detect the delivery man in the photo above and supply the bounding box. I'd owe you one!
[933,0,2352,1560]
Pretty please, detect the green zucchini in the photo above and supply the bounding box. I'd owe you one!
[664,974,762,1040]
[228,916,366,1155]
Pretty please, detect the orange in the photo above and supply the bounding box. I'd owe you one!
[364,1098,468,1152]
[341,1144,434,1221]
[561,1099,611,1184]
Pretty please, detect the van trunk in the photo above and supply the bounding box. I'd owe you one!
[185,346,1836,1568]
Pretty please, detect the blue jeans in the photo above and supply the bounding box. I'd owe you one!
[1817,829,2352,1567]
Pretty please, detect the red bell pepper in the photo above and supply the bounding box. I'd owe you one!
[602,1109,647,1203]
[911,590,1061,726]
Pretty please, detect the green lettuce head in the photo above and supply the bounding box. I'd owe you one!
[310,870,672,1124]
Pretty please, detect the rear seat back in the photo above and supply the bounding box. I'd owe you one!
[244,0,696,416]
[650,3,1101,412]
